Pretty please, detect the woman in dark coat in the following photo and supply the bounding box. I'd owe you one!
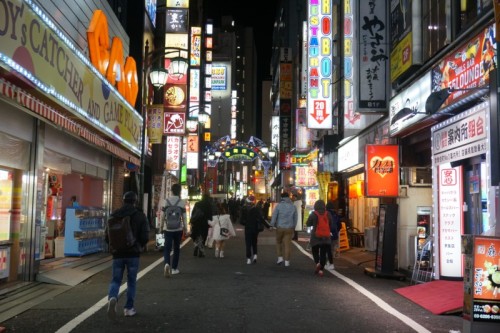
[190,193,213,257]
[240,196,267,264]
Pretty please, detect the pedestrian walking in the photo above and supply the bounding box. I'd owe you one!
[270,192,297,267]
[240,195,267,264]
[208,205,236,258]
[105,191,150,319]
[306,199,333,277]
[190,193,213,257]
[161,183,188,277]
[326,201,342,269]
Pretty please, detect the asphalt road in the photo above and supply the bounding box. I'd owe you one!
[2,227,463,333]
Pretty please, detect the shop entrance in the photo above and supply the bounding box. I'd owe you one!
[462,155,489,235]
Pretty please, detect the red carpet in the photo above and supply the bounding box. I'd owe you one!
[394,280,463,315]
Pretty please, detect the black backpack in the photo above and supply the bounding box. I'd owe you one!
[107,213,136,253]
[163,198,183,230]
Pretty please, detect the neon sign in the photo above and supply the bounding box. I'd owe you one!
[87,10,139,106]
[307,0,333,129]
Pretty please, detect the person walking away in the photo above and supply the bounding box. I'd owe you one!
[270,192,297,267]
[325,201,342,269]
[161,183,187,277]
[307,199,333,277]
[208,205,236,258]
[105,191,149,319]
[240,196,267,264]
[292,194,303,240]
[190,193,213,257]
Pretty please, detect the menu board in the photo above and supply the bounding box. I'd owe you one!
[463,236,500,323]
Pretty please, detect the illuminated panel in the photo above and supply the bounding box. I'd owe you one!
[307,0,333,129]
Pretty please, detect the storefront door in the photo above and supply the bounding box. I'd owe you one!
[463,156,488,235]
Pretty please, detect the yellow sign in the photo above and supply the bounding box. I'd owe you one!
[0,2,142,154]
[390,32,413,82]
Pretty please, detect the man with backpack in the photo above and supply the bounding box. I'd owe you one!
[105,191,149,319]
[306,199,333,277]
[161,183,187,277]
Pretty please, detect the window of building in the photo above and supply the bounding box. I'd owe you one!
[455,0,493,36]
[422,1,449,61]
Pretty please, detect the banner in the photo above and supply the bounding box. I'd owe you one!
[147,105,164,144]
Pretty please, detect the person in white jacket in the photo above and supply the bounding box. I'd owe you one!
[208,206,236,258]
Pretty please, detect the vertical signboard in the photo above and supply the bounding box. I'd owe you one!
[280,48,292,152]
[438,164,464,278]
[463,235,500,324]
[166,136,181,171]
[365,145,399,197]
[307,0,333,129]
[358,0,388,111]
[147,105,164,144]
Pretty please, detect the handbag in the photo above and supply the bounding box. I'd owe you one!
[219,219,230,237]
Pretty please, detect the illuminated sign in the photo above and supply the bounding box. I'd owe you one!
[164,112,186,135]
[365,145,399,197]
[358,0,388,111]
[0,2,141,154]
[166,136,181,171]
[431,25,496,107]
[211,65,227,90]
[87,10,139,106]
[437,164,463,278]
[307,0,333,129]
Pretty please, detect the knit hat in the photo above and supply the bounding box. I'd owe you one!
[246,195,255,204]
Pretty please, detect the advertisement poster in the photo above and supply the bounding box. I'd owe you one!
[365,145,399,197]
[146,105,164,144]
[470,236,500,323]
[431,24,496,107]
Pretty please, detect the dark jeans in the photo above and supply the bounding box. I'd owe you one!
[163,230,183,269]
[108,256,140,309]
[245,231,258,259]
[312,244,330,269]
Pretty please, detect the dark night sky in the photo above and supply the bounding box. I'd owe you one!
[204,0,278,78]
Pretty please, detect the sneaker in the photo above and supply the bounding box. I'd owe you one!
[327,263,335,270]
[171,269,180,275]
[253,254,257,263]
[276,257,284,265]
[318,270,324,277]
[164,263,171,278]
[124,308,136,317]
[284,260,290,267]
[107,297,117,320]
[246,258,252,265]
[219,251,224,258]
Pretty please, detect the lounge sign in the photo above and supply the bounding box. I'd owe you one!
[365,145,399,197]
[0,1,142,154]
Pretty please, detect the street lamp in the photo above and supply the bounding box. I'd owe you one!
[139,40,189,212]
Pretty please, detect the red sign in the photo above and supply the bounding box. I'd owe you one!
[431,24,495,106]
[365,145,399,197]
[163,112,185,135]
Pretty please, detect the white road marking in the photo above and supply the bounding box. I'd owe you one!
[57,237,433,333]
[54,238,190,333]
[293,242,432,333]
